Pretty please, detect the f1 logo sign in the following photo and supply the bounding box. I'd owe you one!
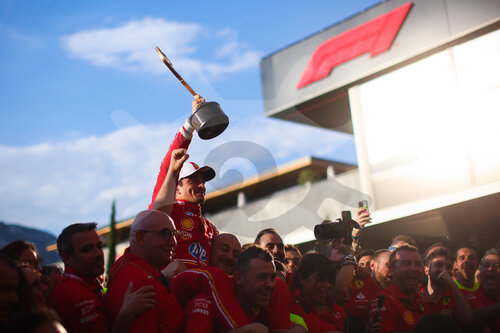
[297,2,412,89]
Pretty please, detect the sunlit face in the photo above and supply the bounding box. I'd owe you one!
[258,233,285,263]
[425,256,453,288]
[138,215,177,270]
[17,248,40,272]
[371,251,391,289]
[210,234,241,275]
[300,272,333,305]
[64,230,104,279]
[454,248,479,280]
[234,259,276,309]
[390,250,423,295]
[0,262,18,324]
[285,250,301,274]
[478,254,500,294]
[176,174,206,205]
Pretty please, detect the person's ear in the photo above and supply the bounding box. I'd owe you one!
[233,271,243,286]
[134,231,146,247]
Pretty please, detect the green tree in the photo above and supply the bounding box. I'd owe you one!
[106,200,117,274]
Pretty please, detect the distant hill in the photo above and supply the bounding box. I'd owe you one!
[0,221,60,264]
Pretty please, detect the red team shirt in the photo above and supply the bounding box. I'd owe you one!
[463,287,500,332]
[290,288,347,333]
[369,282,429,333]
[106,248,184,333]
[420,286,456,315]
[149,125,218,268]
[49,267,107,333]
[173,268,291,331]
[343,276,380,322]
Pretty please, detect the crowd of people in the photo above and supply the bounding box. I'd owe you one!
[1,96,499,333]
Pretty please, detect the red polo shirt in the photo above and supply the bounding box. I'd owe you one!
[173,267,291,331]
[420,287,456,315]
[343,276,380,322]
[464,288,500,332]
[106,248,183,333]
[369,282,429,333]
[290,288,347,333]
[49,267,107,333]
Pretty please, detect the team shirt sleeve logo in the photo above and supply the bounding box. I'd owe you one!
[355,280,364,289]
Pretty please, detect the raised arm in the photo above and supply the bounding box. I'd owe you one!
[152,148,189,214]
[148,95,205,209]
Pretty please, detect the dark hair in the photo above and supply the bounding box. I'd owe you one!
[57,223,97,256]
[291,252,336,290]
[357,249,375,261]
[389,245,420,268]
[424,247,454,267]
[372,249,391,263]
[6,308,62,333]
[254,228,280,244]
[1,240,37,262]
[423,242,447,259]
[454,244,478,258]
[285,244,302,258]
[391,234,418,248]
[235,245,273,274]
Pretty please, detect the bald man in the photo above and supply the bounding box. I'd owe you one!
[106,210,184,333]
[209,233,241,276]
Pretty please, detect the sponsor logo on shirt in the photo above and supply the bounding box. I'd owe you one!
[179,230,193,240]
[181,217,194,230]
[355,280,364,289]
[186,211,194,217]
[356,291,366,300]
[189,242,207,261]
[403,311,415,324]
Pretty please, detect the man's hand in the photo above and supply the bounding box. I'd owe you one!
[120,282,156,318]
[170,148,189,173]
[192,95,206,114]
[161,259,188,279]
[437,270,454,286]
[352,207,372,238]
[328,237,353,262]
[355,266,371,280]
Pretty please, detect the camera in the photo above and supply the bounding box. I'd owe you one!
[314,211,361,245]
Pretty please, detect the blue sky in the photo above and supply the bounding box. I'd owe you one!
[0,0,381,235]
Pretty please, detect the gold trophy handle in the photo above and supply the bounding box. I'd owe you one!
[155,47,197,96]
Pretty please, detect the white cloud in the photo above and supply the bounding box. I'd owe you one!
[61,17,261,80]
[0,109,354,236]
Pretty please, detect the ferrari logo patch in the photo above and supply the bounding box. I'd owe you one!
[355,280,364,289]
